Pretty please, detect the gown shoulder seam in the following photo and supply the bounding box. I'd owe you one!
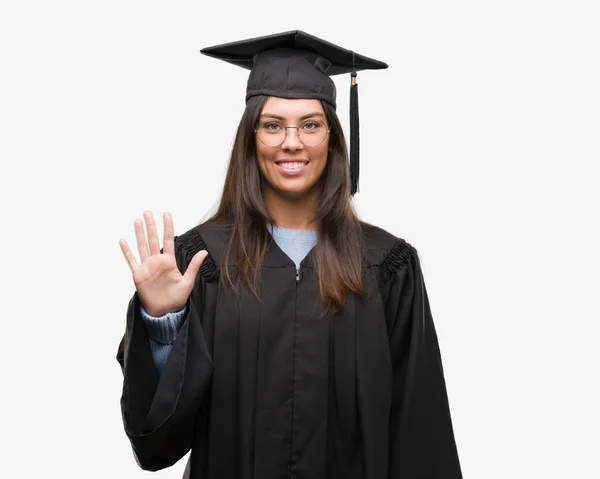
[380,239,417,283]
[175,228,219,282]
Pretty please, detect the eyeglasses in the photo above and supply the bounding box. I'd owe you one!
[254,119,331,147]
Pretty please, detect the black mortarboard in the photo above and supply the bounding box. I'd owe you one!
[200,30,388,195]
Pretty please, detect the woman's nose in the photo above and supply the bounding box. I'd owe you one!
[281,127,303,150]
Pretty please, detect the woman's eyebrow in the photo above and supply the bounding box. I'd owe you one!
[260,112,326,121]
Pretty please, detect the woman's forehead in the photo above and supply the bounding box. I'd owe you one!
[260,97,325,119]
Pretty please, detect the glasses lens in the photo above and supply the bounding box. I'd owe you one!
[298,120,328,146]
[257,122,286,147]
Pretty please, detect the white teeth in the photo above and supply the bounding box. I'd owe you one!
[278,162,307,170]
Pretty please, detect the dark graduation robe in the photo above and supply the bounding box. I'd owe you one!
[116,218,463,478]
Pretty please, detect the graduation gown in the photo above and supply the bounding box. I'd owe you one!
[116,219,463,478]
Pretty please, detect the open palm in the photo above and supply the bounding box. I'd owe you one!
[119,211,208,317]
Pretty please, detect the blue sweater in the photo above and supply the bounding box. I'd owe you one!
[141,225,318,375]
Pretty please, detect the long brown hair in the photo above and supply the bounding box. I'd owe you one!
[206,95,366,313]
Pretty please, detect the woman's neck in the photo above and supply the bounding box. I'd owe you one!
[263,187,319,230]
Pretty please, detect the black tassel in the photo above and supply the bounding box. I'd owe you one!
[350,70,359,196]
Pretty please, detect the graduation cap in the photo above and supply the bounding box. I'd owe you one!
[200,30,388,196]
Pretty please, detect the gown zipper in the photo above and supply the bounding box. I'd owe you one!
[290,265,300,475]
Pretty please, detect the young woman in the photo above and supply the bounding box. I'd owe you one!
[117,30,463,479]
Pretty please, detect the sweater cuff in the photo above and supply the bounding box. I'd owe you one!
[140,305,186,344]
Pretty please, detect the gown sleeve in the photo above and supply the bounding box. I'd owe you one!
[116,232,215,471]
[382,241,463,478]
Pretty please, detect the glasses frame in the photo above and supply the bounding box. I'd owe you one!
[254,120,332,147]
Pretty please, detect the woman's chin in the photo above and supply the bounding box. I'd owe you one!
[271,182,314,199]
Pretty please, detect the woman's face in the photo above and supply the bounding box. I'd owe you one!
[256,97,329,199]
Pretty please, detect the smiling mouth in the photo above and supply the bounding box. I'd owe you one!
[275,160,309,170]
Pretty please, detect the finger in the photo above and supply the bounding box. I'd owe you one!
[134,218,150,262]
[144,210,161,255]
[163,212,175,256]
[183,250,208,284]
[119,239,138,273]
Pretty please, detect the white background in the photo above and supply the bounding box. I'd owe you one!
[1,0,599,477]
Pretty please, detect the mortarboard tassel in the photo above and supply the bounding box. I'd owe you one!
[349,68,360,196]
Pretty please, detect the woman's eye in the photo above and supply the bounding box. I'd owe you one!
[302,121,321,130]
[263,123,282,131]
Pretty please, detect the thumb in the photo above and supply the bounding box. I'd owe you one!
[183,249,209,284]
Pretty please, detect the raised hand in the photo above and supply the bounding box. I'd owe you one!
[119,211,208,317]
